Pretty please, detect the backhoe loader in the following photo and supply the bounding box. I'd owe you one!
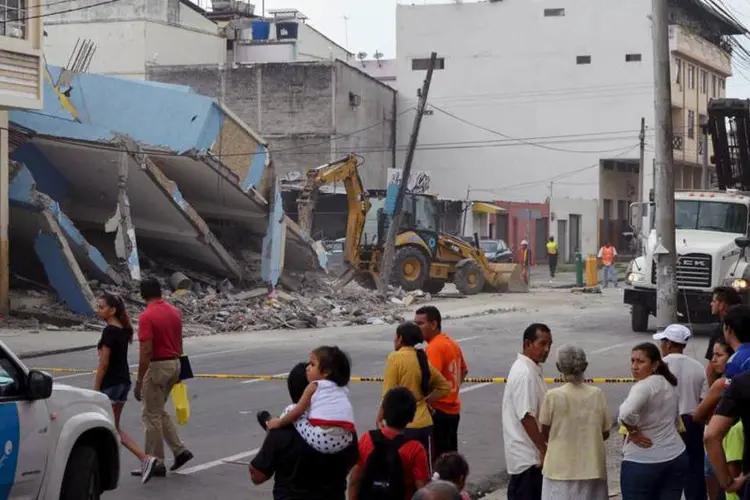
[297,155,527,295]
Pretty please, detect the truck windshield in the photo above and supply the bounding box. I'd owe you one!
[675,200,748,234]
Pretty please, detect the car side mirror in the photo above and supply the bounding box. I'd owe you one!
[736,236,750,249]
[27,370,52,400]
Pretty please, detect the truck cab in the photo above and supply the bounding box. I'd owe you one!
[624,190,750,331]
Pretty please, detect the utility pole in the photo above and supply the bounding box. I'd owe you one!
[378,52,438,294]
[701,118,709,189]
[652,0,678,328]
[636,117,646,256]
[0,113,8,315]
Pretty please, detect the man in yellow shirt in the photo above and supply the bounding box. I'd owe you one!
[546,236,558,280]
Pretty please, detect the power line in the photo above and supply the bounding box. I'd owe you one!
[24,0,122,21]
[430,104,640,154]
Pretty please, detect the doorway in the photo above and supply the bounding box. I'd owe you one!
[569,214,582,257]
[557,219,568,263]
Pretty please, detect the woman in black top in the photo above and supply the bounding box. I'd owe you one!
[94,293,158,484]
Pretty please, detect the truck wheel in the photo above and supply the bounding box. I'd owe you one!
[392,247,429,291]
[455,262,486,295]
[422,279,446,295]
[61,445,100,500]
[631,304,650,333]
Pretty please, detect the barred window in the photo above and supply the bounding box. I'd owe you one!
[0,0,26,39]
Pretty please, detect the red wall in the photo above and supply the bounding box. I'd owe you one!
[494,200,550,265]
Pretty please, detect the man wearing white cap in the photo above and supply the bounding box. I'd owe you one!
[654,324,709,500]
[519,240,531,285]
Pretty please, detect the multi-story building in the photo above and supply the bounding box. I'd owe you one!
[0,0,45,312]
[43,0,225,79]
[395,0,741,259]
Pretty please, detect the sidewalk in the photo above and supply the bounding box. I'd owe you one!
[0,328,100,359]
[530,265,625,289]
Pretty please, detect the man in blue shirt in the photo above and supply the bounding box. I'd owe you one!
[723,305,750,380]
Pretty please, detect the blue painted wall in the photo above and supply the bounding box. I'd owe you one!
[34,233,94,315]
[241,144,270,193]
[11,144,69,202]
[10,67,224,154]
[261,180,285,286]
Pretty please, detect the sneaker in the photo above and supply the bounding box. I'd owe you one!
[170,450,194,472]
[131,461,166,478]
[141,457,158,485]
[257,410,271,431]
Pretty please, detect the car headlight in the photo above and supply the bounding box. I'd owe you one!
[725,278,749,290]
[627,272,645,283]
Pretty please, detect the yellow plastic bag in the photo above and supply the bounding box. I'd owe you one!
[171,382,190,426]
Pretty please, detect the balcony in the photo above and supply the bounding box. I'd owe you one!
[673,134,683,151]
[669,25,731,76]
[0,2,44,111]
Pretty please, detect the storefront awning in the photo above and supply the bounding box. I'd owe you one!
[472,202,506,214]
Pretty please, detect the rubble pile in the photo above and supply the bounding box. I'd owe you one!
[7,270,423,335]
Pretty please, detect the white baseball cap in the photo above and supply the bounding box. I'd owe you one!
[653,324,692,344]
[521,240,528,245]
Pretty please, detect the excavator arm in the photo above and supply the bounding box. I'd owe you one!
[296,155,371,267]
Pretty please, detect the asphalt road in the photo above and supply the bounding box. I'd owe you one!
[34,288,714,499]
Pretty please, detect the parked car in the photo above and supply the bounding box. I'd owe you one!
[1,341,120,499]
[480,239,514,263]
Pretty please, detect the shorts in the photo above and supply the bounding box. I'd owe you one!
[101,382,131,403]
[704,453,716,478]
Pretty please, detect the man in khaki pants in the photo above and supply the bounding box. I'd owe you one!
[134,278,193,477]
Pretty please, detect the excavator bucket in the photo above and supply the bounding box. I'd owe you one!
[485,263,529,293]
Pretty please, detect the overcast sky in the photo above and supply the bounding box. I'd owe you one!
[195,0,750,96]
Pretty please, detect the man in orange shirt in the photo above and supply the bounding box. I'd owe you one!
[415,306,468,459]
[597,241,618,288]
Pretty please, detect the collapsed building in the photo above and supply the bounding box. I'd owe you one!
[8,66,333,319]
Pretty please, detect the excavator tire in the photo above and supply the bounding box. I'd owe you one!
[455,261,486,295]
[422,279,446,295]
[392,246,429,291]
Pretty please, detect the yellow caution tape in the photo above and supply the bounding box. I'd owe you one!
[35,367,636,384]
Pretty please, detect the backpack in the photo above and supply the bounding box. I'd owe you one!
[358,430,409,500]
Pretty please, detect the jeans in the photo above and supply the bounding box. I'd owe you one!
[603,264,618,287]
[681,415,707,500]
[142,359,186,461]
[621,451,689,500]
[100,381,131,403]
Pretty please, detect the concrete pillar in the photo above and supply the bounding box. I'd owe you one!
[0,110,8,315]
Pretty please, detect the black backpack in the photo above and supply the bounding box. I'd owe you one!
[358,430,409,500]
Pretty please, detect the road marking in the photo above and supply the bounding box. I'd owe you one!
[241,372,288,384]
[456,335,484,343]
[460,382,492,394]
[177,447,260,475]
[53,346,274,381]
[591,342,630,355]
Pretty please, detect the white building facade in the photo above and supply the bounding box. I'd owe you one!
[395,0,737,254]
[43,0,225,79]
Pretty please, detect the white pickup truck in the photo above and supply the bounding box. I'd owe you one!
[0,341,120,499]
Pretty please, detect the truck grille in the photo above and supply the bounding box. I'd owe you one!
[651,254,712,288]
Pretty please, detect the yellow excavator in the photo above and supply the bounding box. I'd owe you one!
[297,155,527,295]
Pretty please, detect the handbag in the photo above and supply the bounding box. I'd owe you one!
[171,382,191,425]
[179,355,194,381]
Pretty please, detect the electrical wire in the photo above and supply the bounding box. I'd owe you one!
[23,0,122,21]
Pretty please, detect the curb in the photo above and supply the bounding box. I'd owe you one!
[18,344,98,360]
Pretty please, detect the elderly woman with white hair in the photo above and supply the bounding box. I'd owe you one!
[538,345,611,500]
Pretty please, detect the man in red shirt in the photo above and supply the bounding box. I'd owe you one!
[348,387,430,499]
[134,278,193,475]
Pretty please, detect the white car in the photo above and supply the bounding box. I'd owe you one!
[0,341,120,499]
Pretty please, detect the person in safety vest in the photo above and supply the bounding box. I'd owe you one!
[597,242,618,288]
[546,236,558,280]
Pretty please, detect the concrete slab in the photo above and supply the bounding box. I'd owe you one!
[14,137,242,279]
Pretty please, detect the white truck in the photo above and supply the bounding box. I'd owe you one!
[0,341,120,499]
[624,189,750,332]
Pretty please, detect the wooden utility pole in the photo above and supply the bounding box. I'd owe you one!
[652,0,677,328]
[378,52,438,294]
[638,117,646,204]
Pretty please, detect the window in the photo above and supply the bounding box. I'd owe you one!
[720,78,726,94]
[688,110,695,139]
[688,64,695,89]
[625,53,642,62]
[544,8,565,16]
[411,58,445,71]
[675,58,682,85]
[0,0,26,39]
[576,55,591,65]
[712,74,717,97]
[701,70,707,94]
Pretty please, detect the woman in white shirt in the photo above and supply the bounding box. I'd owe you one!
[619,342,688,500]
[539,345,611,500]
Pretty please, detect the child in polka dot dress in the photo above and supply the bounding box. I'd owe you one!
[265,345,355,454]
